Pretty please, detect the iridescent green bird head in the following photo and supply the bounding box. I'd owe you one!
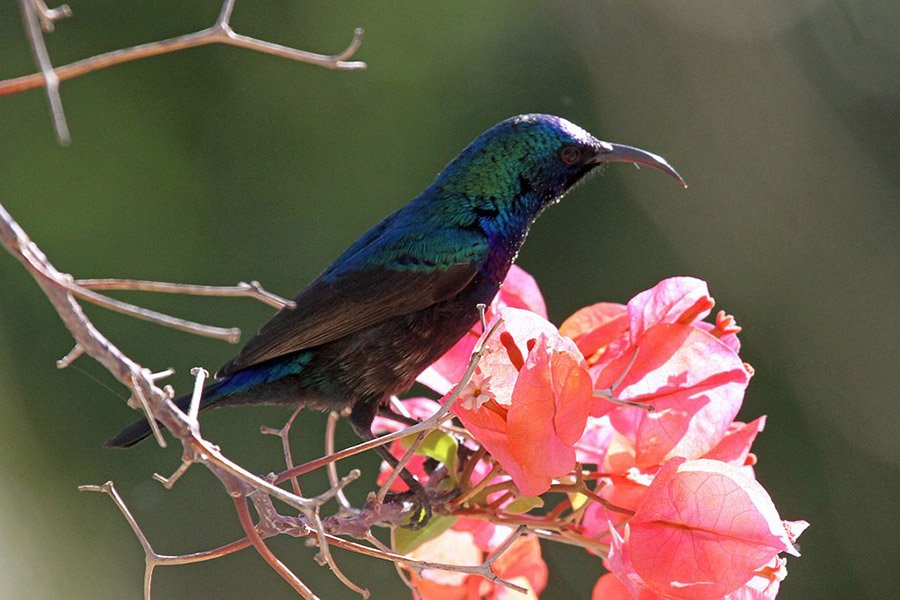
[434,114,685,215]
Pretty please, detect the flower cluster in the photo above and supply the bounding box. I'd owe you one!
[381,266,807,599]
[404,519,548,600]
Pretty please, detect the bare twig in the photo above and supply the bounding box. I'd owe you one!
[260,409,367,598]
[55,343,83,368]
[78,482,260,599]
[152,460,191,490]
[452,463,503,507]
[312,527,530,596]
[376,428,426,504]
[1,0,366,100]
[325,411,353,510]
[77,278,295,310]
[0,199,320,508]
[261,405,305,496]
[65,280,242,342]
[18,0,69,144]
[129,373,167,448]
[593,346,655,410]
[234,494,318,600]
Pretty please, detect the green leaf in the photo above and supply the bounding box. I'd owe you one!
[392,515,458,554]
[569,492,589,511]
[400,430,459,483]
[504,495,544,514]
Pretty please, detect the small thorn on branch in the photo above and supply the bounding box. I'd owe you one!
[153,460,192,489]
[147,367,176,382]
[30,0,72,32]
[56,343,83,368]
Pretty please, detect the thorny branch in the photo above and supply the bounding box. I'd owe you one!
[77,278,296,310]
[3,0,367,144]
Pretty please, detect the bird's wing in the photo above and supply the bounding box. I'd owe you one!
[217,232,486,376]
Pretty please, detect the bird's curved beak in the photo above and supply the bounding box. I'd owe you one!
[592,141,687,188]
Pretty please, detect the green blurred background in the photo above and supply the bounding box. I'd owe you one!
[1,2,897,598]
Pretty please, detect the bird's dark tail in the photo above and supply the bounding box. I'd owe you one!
[105,380,226,448]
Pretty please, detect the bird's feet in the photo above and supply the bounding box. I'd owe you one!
[385,485,460,530]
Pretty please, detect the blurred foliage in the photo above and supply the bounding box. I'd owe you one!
[0,2,897,599]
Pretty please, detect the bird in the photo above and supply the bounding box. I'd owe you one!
[108,114,684,490]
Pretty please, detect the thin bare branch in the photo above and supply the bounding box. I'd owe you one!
[76,278,295,310]
[452,463,503,507]
[311,506,369,599]
[234,494,318,600]
[325,411,353,510]
[261,405,305,496]
[0,1,366,98]
[312,529,530,596]
[65,281,241,342]
[18,0,69,143]
[152,460,191,490]
[80,482,155,555]
[376,428,426,504]
[82,481,263,571]
[0,200,321,512]
[129,374,167,448]
[79,481,161,599]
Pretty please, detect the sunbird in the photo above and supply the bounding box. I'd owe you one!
[109,114,684,489]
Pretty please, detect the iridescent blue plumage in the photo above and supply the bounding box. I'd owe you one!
[107,114,683,452]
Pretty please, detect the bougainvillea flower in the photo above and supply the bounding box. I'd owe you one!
[372,397,442,435]
[597,554,790,600]
[570,278,753,470]
[452,308,593,496]
[574,415,615,467]
[581,469,653,544]
[598,323,751,469]
[593,572,662,600]
[560,302,629,372]
[406,520,547,600]
[406,527,483,600]
[626,277,714,337]
[418,265,547,395]
[703,416,766,469]
[479,535,547,599]
[608,458,807,599]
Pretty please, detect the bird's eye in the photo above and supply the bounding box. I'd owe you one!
[560,144,582,166]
